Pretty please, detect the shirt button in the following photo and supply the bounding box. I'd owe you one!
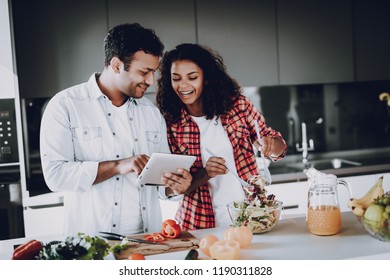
[130,118,133,121]
[142,207,146,210]
[113,224,116,227]
[116,155,120,158]
[145,228,148,232]
[108,113,111,116]
[116,177,119,181]
[114,202,118,206]
[113,132,115,136]
[135,138,138,142]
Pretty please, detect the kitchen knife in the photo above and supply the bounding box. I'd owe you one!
[98,231,165,245]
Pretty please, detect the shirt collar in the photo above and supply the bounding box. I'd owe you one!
[178,108,193,127]
[88,73,138,105]
[177,108,231,127]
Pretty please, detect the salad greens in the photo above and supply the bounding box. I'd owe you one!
[230,175,281,232]
[38,233,110,260]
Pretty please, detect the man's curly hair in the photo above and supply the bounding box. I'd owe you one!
[156,43,242,123]
[104,23,164,71]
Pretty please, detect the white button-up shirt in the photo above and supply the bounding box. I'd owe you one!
[40,73,170,236]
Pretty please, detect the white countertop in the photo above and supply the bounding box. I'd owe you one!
[1,212,389,260]
[149,211,390,260]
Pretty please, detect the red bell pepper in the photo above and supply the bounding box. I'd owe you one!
[144,232,166,242]
[161,219,181,238]
[12,239,43,260]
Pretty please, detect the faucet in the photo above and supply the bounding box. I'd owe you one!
[296,122,315,163]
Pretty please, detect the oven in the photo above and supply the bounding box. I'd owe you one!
[0,98,24,240]
[21,97,52,197]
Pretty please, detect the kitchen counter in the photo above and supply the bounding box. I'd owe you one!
[269,148,390,183]
[1,212,388,260]
[148,211,390,260]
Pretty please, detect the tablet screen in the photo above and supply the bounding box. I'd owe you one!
[136,153,196,186]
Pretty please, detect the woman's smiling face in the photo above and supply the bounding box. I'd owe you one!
[170,59,205,116]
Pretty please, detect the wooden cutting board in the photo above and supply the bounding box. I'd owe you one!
[111,231,199,259]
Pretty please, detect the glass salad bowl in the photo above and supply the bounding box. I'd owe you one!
[227,200,283,234]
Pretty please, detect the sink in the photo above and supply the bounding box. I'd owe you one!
[286,158,362,171]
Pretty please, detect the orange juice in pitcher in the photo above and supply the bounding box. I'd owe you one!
[306,168,351,236]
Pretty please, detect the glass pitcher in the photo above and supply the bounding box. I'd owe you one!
[305,168,352,236]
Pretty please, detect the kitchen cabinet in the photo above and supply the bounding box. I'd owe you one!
[353,0,390,81]
[196,0,278,87]
[23,205,64,237]
[0,0,16,99]
[267,180,307,217]
[108,0,196,51]
[12,0,107,98]
[277,0,354,84]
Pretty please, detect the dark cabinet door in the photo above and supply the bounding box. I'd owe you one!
[108,0,196,51]
[353,0,390,81]
[12,0,107,98]
[196,0,278,87]
[277,0,354,85]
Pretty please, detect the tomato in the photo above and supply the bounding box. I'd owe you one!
[199,234,219,257]
[161,219,181,238]
[144,232,166,242]
[209,240,240,260]
[223,226,253,248]
[128,253,145,260]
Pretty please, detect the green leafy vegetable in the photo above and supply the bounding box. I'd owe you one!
[38,233,110,260]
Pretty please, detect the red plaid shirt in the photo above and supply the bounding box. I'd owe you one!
[166,95,286,230]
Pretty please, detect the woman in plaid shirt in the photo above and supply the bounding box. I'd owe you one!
[156,44,287,230]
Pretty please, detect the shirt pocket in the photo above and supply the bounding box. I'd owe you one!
[146,131,162,152]
[72,127,103,161]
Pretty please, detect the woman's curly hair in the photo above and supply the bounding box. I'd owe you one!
[156,43,242,123]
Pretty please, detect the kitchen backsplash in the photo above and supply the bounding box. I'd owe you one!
[243,80,390,155]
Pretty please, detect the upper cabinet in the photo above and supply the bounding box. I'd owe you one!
[108,0,196,52]
[0,0,16,98]
[12,0,107,98]
[353,0,390,81]
[10,0,390,98]
[277,0,354,85]
[196,0,278,87]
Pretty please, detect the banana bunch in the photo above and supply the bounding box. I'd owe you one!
[379,92,390,107]
[348,176,384,216]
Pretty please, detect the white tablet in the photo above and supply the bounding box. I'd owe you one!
[135,153,196,186]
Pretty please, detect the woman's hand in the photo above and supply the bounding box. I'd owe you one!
[260,136,285,158]
[205,157,228,178]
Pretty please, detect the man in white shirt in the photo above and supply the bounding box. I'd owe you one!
[40,23,191,236]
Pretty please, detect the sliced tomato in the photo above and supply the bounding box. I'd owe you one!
[161,219,181,238]
[128,253,145,260]
[144,232,166,242]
